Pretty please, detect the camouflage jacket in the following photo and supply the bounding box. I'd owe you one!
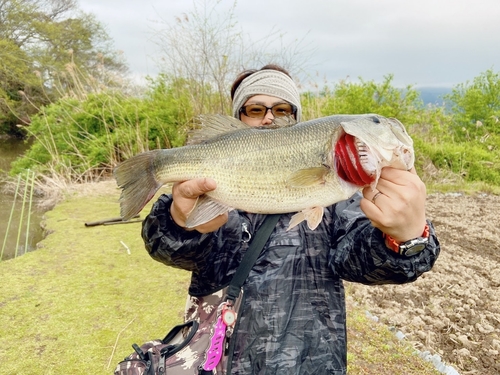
[141,192,440,375]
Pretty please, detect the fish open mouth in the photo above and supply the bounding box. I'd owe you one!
[334,133,376,186]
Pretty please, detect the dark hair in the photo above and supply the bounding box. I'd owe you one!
[230,64,293,100]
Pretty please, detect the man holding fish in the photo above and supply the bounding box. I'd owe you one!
[121,65,440,374]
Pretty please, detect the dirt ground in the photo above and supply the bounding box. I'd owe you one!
[348,193,500,374]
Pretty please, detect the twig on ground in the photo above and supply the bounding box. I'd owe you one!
[120,241,131,255]
[107,317,136,369]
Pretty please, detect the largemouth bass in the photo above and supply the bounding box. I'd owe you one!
[114,114,414,230]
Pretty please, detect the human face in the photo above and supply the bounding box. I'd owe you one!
[239,95,295,127]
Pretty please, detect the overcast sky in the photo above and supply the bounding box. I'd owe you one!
[79,0,500,89]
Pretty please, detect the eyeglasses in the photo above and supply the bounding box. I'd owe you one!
[239,103,297,119]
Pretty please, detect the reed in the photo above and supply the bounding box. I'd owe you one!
[15,171,29,257]
[1,175,21,261]
[24,170,36,254]
[1,170,37,260]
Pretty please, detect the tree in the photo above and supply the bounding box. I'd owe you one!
[0,0,127,136]
[0,39,45,135]
[154,0,311,116]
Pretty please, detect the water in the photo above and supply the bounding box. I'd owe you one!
[0,138,45,261]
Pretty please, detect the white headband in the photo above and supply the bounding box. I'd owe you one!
[232,70,302,122]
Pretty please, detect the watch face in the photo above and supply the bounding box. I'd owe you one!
[402,243,427,256]
[400,237,429,256]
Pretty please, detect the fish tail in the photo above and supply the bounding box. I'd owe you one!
[113,151,163,220]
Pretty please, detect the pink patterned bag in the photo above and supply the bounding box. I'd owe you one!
[114,286,243,375]
[114,214,280,375]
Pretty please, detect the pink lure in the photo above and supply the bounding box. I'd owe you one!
[203,316,227,371]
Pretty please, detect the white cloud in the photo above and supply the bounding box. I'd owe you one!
[79,0,500,87]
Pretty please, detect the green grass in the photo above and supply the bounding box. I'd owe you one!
[0,183,442,374]
[0,188,190,374]
[427,180,500,195]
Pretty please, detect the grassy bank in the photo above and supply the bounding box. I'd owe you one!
[0,181,441,374]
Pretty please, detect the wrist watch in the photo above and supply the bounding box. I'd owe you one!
[383,224,430,257]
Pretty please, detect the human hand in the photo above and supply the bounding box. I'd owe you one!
[170,178,228,233]
[361,167,427,242]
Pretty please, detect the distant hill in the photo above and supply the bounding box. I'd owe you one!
[416,87,452,106]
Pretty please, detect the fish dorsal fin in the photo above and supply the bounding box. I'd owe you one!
[271,116,297,128]
[185,194,233,228]
[287,166,330,188]
[187,115,251,145]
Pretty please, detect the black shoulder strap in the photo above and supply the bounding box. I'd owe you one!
[225,214,281,302]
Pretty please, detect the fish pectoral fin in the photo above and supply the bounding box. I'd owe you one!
[287,167,329,187]
[287,212,305,231]
[287,206,324,231]
[304,206,324,230]
[185,195,233,228]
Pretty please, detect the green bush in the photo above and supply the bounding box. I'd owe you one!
[413,132,500,185]
[304,75,425,126]
[445,69,500,141]
[11,78,194,178]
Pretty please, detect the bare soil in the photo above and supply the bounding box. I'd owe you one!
[348,193,500,374]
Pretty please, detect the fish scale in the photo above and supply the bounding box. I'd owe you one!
[114,114,414,229]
